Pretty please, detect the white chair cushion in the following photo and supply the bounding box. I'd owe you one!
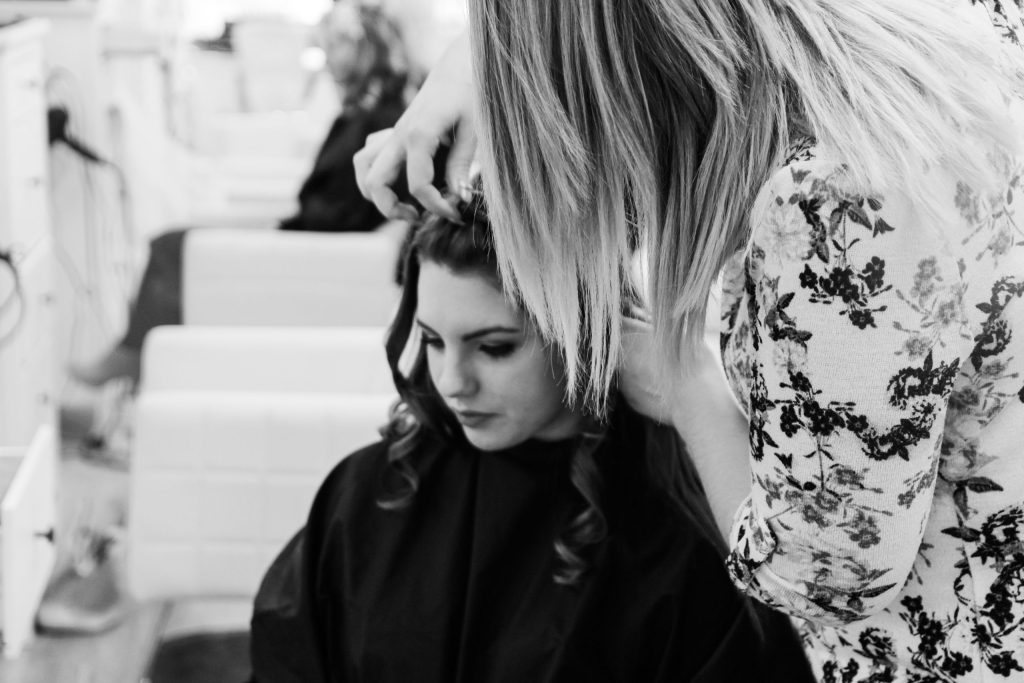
[183,228,402,327]
[140,326,394,395]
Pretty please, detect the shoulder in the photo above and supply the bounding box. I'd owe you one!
[308,439,392,520]
[755,142,923,220]
[752,145,875,241]
[324,439,390,485]
[749,144,968,273]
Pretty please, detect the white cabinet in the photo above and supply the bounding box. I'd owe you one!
[0,240,57,446]
[0,18,57,448]
[0,425,58,658]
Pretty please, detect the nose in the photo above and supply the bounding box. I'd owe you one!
[434,352,478,399]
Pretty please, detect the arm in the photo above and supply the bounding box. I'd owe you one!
[717,160,969,625]
[665,343,752,543]
[620,318,751,543]
[624,159,970,627]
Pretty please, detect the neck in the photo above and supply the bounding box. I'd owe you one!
[533,410,592,443]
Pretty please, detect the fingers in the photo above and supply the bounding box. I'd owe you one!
[622,315,655,337]
[624,306,654,325]
[361,139,419,223]
[355,126,460,223]
[405,130,460,222]
[354,129,392,200]
[354,32,475,223]
[445,119,479,203]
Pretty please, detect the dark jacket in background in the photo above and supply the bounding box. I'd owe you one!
[278,93,406,233]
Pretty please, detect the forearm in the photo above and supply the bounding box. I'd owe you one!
[669,345,751,542]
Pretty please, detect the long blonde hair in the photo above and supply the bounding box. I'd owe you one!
[469,0,1024,414]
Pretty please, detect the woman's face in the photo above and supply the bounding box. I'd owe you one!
[321,4,369,87]
[416,261,583,451]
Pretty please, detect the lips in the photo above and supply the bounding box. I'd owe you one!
[452,409,494,428]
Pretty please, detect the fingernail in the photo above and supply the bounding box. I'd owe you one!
[456,179,473,203]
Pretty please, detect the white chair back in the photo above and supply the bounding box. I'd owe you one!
[128,392,393,600]
[183,228,401,327]
[140,326,394,395]
[128,324,398,600]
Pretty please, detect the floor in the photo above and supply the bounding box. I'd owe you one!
[0,596,254,683]
[0,394,252,682]
[0,601,170,683]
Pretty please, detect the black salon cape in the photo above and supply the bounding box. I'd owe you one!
[250,407,814,683]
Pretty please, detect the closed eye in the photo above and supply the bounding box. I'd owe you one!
[479,342,516,358]
[421,334,444,350]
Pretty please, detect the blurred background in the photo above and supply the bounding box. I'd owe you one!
[0,1,465,680]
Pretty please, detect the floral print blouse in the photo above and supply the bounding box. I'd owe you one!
[975,0,1023,45]
[719,6,1024,681]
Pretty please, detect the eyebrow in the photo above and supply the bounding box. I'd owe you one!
[416,319,522,342]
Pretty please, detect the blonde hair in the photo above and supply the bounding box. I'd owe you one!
[469,0,1024,414]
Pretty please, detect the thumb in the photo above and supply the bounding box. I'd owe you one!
[445,119,478,202]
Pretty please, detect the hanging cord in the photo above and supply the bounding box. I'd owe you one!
[0,249,25,349]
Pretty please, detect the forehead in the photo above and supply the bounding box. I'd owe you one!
[416,262,521,329]
[325,5,365,41]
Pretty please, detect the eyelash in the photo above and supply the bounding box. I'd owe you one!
[479,343,515,358]
[420,336,516,359]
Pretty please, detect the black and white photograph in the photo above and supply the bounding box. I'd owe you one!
[0,1,1021,681]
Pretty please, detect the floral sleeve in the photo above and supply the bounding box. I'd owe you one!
[970,0,1024,46]
[723,158,972,626]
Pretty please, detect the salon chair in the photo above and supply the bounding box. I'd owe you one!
[126,205,406,598]
[128,326,396,600]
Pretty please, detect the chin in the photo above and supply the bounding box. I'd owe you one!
[462,428,524,452]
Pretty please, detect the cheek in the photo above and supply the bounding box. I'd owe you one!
[425,350,441,385]
[328,44,360,76]
[498,358,564,421]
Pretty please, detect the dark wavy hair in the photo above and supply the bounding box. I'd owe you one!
[378,193,608,586]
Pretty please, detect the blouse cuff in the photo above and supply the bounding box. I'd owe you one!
[726,495,778,589]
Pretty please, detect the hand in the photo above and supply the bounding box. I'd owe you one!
[354,33,477,223]
[619,316,678,425]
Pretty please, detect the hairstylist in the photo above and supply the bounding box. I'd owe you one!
[354,2,1024,680]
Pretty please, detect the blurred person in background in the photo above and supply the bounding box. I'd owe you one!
[70,0,414,388]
